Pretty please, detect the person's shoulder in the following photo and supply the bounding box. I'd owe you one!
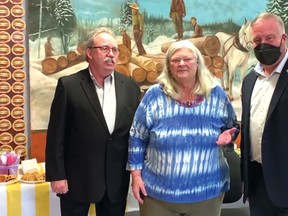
[59,68,89,82]
[241,69,257,85]
[210,84,227,97]
[146,83,162,92]
[136,11,143,16]
[141,83,162,96]
[114,71,140,87]
[114,71,134,82]
[141,84,163,102]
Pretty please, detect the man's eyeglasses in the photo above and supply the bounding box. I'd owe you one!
[89,46,119,55]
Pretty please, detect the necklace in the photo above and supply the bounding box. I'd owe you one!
[175,95,204,108]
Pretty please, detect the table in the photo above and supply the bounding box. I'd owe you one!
[0,181,60,216]
[0,180,138,216]
[0,170,247,216]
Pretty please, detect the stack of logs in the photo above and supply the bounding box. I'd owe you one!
[41,35,224,84]
[116,35,224,84]
[160,35,224,78]
[41,41,165,85]
[116,44,164,85]
[41,41,87,74]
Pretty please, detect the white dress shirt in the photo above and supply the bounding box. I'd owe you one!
[90,70,116,134]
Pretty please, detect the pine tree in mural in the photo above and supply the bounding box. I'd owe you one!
[120,0,134,28]
[50,0,77,53]
[267,0,288,30]
[29,0,58,58]
[145,23,157,44]
[280,1,288,27]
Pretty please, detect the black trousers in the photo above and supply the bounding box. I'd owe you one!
[248,161,288,216]
[59,192,127,216]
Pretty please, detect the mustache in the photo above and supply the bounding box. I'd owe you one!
[104,57,115,63]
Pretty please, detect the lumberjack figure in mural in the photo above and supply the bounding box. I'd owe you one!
[170,0,186,40]
[130,2,146,56]
[120,27,131,51]
[191,17,204,38]
[44,36,54,57]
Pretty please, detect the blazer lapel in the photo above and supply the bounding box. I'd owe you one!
[114,73,125,131]
[266,60,288,120]
[80,69,108,130]
[242,70,258,112]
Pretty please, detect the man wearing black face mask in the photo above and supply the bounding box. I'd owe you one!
[240,12,288,216]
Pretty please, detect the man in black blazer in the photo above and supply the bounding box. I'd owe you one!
[240,12,288,216]
[45,27,140,216]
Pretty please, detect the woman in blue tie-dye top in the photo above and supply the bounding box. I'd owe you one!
[127,40,240,216]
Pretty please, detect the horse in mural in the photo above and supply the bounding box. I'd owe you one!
[216,19,255,100]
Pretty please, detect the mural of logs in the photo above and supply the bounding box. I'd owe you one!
[161,35,224,78]
[41,43,86,74]
[41,34,224,85]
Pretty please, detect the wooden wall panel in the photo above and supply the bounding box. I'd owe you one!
[30,130,46,162]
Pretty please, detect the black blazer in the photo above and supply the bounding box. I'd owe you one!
[45,68,140,203]
[240,59,288,208]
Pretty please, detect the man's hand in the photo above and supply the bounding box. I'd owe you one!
[51,180,68,194]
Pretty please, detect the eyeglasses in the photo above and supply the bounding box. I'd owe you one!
[89,46,119,55]
[170,58,196,64]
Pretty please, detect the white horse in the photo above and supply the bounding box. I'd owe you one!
[216,19,255,100]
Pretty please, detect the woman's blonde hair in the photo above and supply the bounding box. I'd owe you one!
[157,40,216,99]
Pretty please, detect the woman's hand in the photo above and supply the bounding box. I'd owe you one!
[131,170,147,205]
[216,127,237,145]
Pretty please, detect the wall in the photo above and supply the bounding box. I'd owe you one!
[30,130,46,162]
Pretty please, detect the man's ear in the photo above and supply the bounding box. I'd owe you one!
[86,49,92,60]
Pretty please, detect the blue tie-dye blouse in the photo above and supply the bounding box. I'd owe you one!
[127,83,238,203]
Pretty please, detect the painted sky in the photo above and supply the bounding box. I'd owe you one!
[72,0,267,25]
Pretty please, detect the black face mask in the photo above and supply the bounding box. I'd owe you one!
[254,42,281,65]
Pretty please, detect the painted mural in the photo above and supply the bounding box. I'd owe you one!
[28,0,288,130]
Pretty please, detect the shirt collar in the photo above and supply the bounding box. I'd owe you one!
[88,69,114,88]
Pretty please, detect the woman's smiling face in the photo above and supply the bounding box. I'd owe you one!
[169,48,198,83]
